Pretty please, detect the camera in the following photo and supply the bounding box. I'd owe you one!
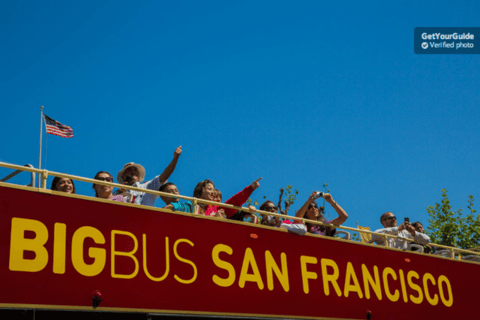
[315,191,324,197]
[404,217,410,223]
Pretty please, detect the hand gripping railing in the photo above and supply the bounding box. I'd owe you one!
[1,161,479,262]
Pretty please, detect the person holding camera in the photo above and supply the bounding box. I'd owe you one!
[372,212,430,249]
[294,191,348,237]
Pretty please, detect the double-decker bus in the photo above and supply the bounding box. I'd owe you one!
[1,162,478,319]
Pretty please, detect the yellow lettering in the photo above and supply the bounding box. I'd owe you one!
[173,239,197,284]
[423,273,439,306]
[111,230,138,279]
[143,234,169,282]
[9,218,49,272]
[407,271,423,304]
[382,267,399,302]
[72,226,106,277]
[362,264,382,300]
[300,255,318,294]
[399,269,409,303]
[53,223,66,274]
[438,275,453,307]
[239,248,264,290]
[344,262,363,298]
[321,259,342,297]
[212,244,236,287]
[265,251,289,292]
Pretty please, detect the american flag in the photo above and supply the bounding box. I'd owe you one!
[44,114,74,138]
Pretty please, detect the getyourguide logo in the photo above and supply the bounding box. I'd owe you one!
[415,28,480,54]
[421,32,474,40]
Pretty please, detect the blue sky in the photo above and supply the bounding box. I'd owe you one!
[1,0,479,231]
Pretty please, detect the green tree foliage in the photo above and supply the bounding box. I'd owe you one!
[426,189,480,249]
[282,185,299,214]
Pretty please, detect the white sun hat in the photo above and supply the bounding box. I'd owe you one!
[117,162,146,184]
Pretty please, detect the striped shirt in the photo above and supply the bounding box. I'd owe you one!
[128,176,163,206]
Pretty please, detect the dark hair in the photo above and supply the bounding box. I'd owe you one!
[412,221,422,228]
[380,212,393,224]
[308,201,318,210]
[259,200,275,212]
[193,179,215,199]
[50,177,76,194]
[92,171,113,197]
[159,182,176,193]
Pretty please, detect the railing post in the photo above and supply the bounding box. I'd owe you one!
[41,170,48,189]
[192,198,198,215]
[26,164,36,187]
[383,234,388,247]
[450,248,455,259]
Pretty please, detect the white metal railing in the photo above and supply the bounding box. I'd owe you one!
[1,164,35,187]
[1,161,479,262]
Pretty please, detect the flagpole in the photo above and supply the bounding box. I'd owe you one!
[38,106,44,187]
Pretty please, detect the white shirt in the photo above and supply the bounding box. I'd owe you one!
[372,226,430,250]
[128,176,163,206]
[280,223,307,235]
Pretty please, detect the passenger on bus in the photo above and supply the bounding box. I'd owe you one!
[159,182,192,212]
[254,201,308,234]
[193,178,262,218]
[372,213,430,249]
[213,189,226,218]
[295,191,348,237]
[50,177,76,194]
[411,221,434,253]
[213,189,222,202]
[93,171,126,202]
[258,201,282,227]
[116,146,182,206]
[229,203,262,224]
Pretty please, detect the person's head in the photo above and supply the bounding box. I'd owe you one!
[193,179,215,201]
[159,182,180,204]
[306,201,324,222]
[51,177,76,194]
[380,212,397,228]
[213,189,222,202]
[412,221,424,233]
[93,171,114,198]
[260,201,277,213]
[117,163,146,186]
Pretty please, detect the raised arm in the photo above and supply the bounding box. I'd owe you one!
[295,192,322,220]
[323,194,348,226]
[159,146,182,185]
[224,178,262,218]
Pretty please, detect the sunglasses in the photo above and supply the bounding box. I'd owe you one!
[383,216,396,221]
[96,177,113,182]
[265,206,277,211]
